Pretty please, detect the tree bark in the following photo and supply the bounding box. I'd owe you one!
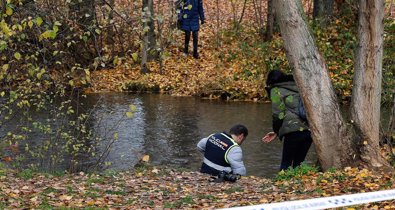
[1,0,5,16]
[141,0,156,74]
[351,0,388,168]
[265,0,275,41]
[273,0,356,171]
[387,92,395,143]
[142,0,157,59]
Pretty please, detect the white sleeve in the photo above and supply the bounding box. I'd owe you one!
[227,146,246,176]
[197,137,208,153]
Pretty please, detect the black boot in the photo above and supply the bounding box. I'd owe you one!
[193,51,200,59]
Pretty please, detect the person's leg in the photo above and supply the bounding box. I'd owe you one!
[184,30,191,54]
[293,131,313,167]
[280,135,297,170]
[192,30,199,58]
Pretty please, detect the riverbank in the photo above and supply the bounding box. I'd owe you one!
[1,164,394,209]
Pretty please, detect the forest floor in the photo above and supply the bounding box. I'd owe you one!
[1,164,395,209]
[86,2,269,101]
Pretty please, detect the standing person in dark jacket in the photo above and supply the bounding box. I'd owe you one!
[179,0,205,59]
[197,124,248,176]
[262,70,312,170]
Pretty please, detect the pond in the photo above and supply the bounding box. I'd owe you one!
[3,92,391,178]
[79,93,317,178]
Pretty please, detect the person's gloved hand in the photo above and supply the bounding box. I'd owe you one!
[201,19,205,25]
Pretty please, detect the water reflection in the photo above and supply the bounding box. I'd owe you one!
[83,93,316,178]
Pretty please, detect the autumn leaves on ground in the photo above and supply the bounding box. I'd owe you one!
[1,164,395,209]
[87,1,268,101]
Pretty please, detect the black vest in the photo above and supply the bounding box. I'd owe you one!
[200,132,238,175]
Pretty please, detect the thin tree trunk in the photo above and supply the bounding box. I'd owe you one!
[141,0,154,74]
[313,0,334,26]
[351,0,389,168]
[265,0,274,41]
[252,0,264,39]
[387,92,395,143]
[1,0,5,18]
[238,0,248,25]
[274,0,355,171]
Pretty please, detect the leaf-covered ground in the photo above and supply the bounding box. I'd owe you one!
[1,165,395,209]
[86,2,270,101]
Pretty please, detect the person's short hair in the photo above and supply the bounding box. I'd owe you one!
[229,124,248,137]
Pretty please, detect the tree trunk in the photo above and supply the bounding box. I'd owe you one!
[265,0,274,41]
[1,0,5,16]
[387,92,395,143]
[351,0,389,168]
[273,0,356,171]
[313,0,334,26]
[107,0,115,51]
[142,0,157,60]
[141,0,156,74]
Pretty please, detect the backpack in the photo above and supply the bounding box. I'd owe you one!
[283,94,307,122]
[297,98,307,121]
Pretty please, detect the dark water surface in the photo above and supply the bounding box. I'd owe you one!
[82,93,317,178]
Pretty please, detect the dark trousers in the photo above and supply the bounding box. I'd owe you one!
[280,130,313,170]
[184,30,198,54]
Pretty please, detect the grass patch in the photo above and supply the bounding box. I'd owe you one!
[225,187,244,194]
[42,187,59,195]
[164,195,195,208]
[105,190,126,195]
[275,163,319,181]
[17,169,34,180]
[197,194,216,200]
[86,177,105,185]
[37,198,52,209]
[84,191,101,198]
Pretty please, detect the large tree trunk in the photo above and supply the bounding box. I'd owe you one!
[273,0,356,171]
[351,0,388,168]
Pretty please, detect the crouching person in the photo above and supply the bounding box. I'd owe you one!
[197,124,248,181]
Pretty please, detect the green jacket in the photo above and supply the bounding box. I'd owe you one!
[269,81,309,139]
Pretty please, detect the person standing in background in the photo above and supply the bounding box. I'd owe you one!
[179,0,205,59]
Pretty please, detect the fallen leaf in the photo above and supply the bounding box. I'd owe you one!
[142,155,150,162]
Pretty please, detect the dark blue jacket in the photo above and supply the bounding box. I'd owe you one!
[180,0,205,31]
[198,133,238,176]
